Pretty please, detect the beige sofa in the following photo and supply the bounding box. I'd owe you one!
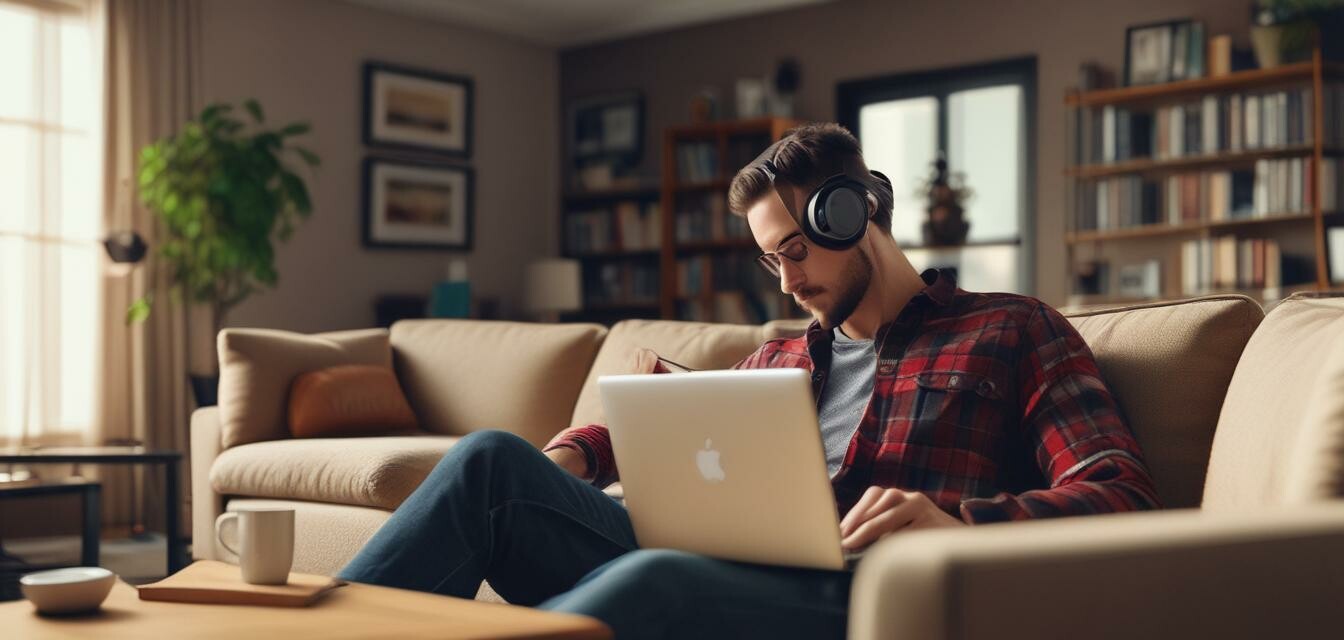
[191,292,1344,637]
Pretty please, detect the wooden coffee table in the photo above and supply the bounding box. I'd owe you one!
[1,574,611,639]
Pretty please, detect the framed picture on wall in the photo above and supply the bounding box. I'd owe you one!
[362,157,473,250]
[567,90,644,169]
[1124,20,1176,86]
[363,61,473,157]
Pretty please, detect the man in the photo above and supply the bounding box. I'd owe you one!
[339,123,1160,639]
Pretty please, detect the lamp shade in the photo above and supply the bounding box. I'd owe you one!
[524,259,582,313]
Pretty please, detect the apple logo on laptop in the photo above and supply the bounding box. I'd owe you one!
[696,438,725,483]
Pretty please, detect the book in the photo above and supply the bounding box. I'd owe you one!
[138,561,345,607]
[1209,34,1232,77]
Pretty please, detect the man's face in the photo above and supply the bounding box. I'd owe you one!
[746,185,873,329]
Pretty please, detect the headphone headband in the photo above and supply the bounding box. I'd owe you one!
[757,157,880,251]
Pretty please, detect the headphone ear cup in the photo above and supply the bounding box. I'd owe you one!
[804,178,870,250]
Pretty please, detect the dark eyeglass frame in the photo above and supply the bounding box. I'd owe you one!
[756,238,809,278]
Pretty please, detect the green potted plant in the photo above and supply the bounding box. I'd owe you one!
[1251,0,1343,68]
[132,99,319,405]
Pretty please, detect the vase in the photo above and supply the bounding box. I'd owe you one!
[1251,25,1284,69]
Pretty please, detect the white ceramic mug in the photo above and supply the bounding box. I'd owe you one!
[215,508,294,585]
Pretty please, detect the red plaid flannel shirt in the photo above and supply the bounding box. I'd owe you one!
[546,268,1161,523]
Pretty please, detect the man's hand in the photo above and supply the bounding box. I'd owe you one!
[545,446,590,481]
[631,347,660,374]
[839,486,965,552]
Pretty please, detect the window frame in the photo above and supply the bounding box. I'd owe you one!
[836,56,1037,295]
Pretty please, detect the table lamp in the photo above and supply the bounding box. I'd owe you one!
[524,259,582,323]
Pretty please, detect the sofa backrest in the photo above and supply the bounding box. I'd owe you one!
[1063,295,1264,509]
[1202,292,1344,510]
[569,319,765,428]
[390,320,606,448]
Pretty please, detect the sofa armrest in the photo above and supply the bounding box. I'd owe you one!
[190,406,225,561]
[848,504,1344,640]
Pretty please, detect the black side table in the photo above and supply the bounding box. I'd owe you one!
[0,480,101,568]
[0,447,184,573]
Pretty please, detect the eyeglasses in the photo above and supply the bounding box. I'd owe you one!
[756,239,808,278]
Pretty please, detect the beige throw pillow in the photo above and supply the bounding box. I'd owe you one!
[217,328,392,449]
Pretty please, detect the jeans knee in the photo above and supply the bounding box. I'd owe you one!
[599,549,703,585]
[446,429,533,464]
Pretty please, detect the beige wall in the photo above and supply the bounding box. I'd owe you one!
[201,0,559,333]
[559,0,1253,306]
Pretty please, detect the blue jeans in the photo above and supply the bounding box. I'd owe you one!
[338,430,851,639]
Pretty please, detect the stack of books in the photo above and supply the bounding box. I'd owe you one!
[1075,85,1342,165]
[565,200,661,254]
[1074,158,1339,231]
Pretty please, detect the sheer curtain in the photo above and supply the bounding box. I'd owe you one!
[99,0,203,534]
[0,0,105,448]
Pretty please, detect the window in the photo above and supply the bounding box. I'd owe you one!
[0,0,103,444]
[838,58,1036,294]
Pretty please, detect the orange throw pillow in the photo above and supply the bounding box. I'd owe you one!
[287,365,420,438]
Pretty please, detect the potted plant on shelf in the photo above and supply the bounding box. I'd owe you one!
[130,99,319,406]
[918,154,974,247]
[1251,0,1342,68]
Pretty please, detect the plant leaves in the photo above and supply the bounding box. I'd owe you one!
[126,297,151,325]
[293,146,321,167]
[278,122,310,137]
[279,172,311,214]
[244,99,264,123]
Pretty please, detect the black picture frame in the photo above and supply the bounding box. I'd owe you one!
[363,61,474,158]
[567,91,644,169]
[362,156,474,251]
[1124,19,1180,87]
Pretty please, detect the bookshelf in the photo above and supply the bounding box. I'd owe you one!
[561,184,663,323]
[660,117,809,323]
[1065,47,1343,307]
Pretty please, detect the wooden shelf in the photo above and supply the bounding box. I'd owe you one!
[1067,146,1340,179]
[565,249,660,260]
[563,186,660,202]
[1064,47,1338,295]
[668,117,794,139]
[1066,212,1334,243]
[897,238,1023,251]
[672,179,731,192]
[1067,282,1324,307]
[1065,61,1344,107]
[674,239,758,252]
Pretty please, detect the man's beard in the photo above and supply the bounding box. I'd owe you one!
[795,247,873,329]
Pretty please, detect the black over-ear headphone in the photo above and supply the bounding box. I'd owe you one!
[760,160,892,251]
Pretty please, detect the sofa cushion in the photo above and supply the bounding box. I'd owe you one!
[761,318,812,341]
[210,436,459,510]
[1203,292,1344,510]
[1063,295,1264,509]
[1284,332,1344,504]
[217,328,393,449]
[391,320,606,447]
[569,320,764,427]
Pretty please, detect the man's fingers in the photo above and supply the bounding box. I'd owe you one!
[840,489,910,538]
[841,499,921,551]
[839,485,886,533]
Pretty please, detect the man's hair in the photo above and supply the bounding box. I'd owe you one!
[727,122,893,233]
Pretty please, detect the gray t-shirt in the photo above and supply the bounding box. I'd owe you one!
[817,327,876,478]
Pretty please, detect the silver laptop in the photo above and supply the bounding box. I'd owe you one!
[599,368,859,571]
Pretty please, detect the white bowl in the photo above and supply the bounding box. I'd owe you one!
[20,567,116,614]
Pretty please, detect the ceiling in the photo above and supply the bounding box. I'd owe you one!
[341,0,830,48]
